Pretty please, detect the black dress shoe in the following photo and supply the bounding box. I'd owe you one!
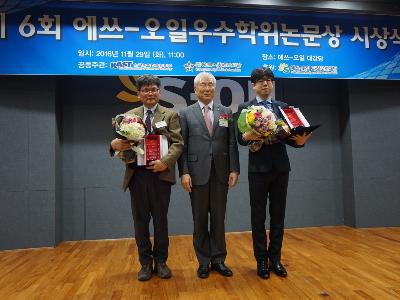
[257,260,270,279]
[155,262,172,279]
[197,265,210,279]
[137,264,153,281]
[269,261,288,277]
[211,262,233,277]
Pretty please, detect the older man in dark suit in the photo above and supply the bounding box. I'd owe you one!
[111,74,183,281]
[179,72,240,279]
[236,67,311,279]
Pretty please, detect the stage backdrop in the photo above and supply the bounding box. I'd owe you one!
[1,1,400,79]
[2,74,399,251]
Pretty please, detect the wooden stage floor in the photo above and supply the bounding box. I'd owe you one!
[0,226,399,299]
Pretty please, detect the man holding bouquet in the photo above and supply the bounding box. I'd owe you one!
[235,67,311,279]
[110,74,183,281]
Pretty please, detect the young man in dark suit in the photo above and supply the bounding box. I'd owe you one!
[236,67,311,279]
[111,74,183,281]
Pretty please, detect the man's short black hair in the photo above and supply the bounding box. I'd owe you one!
[250,67,275,83]
[136,74,161,90]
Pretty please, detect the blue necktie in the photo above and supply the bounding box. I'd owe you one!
[262,101,273,112]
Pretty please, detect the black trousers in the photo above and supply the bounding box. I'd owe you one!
[128,168,171,266]
[190,162,229,265]
[248,170,289,263]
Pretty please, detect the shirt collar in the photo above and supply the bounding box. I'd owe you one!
[143,104,158,115]
[256,96,272,104]
[198,100,214,111]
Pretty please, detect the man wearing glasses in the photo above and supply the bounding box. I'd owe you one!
[111,74,183,281]
[236,67,311,279]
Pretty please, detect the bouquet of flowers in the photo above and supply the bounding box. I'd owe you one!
[237,105,290,152]
[112,113,146,163]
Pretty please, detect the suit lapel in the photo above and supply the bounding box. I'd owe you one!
[271,99,281,116]
[138,107,144,119]
[192,103,210,136]
[152,105,166,132]
[250,99,258,107]
[127,106,144,119]
[212,103,221,138]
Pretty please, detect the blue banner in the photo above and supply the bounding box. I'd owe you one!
[1,1,400,79]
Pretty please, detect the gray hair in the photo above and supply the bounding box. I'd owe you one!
[194,72,216,86]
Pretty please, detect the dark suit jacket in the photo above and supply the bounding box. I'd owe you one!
[236,99,302,173]
[178,102,240,185]
[112,104,183,190]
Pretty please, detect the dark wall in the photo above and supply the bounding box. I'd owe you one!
[278,78,345,227]
[1,75,399,250]
[347,80,400,227]
[0,76,60,250]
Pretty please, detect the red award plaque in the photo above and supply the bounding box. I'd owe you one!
[145,135,161,163]
[281,107,304,128]
[136,135,169,166]
[279,106,320,135]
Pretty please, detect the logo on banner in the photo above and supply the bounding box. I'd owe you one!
[278,63,290,74]
[184,61,195,72]
[116,76,140,103]
[183,61,242,73]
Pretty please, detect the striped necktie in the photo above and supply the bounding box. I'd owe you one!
[145,110,152,134]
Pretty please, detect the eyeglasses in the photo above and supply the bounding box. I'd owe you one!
[140,88,160,94]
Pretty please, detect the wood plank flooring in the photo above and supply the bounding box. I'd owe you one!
[0,226,399,299]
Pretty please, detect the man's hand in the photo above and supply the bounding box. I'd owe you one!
[146,160,168,172]
[290,132,312,146]
[242,132,264,142]
[181,174,192,193]
[228,171,239,188]
[111,138,131,151]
